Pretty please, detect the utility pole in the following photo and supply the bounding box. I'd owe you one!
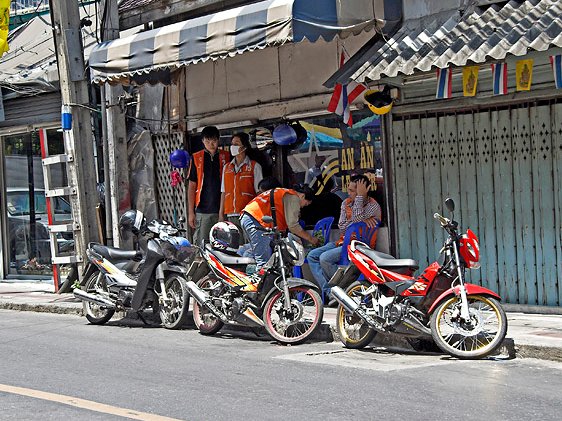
[99,0,130,247]
[49,0,99,278]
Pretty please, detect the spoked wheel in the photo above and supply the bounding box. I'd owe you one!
[336,281,377,349]
[263,286,323,345]
[159,274,190,330]
[83,272,115,325]
[192,275,224,335]
[430,295,508,359]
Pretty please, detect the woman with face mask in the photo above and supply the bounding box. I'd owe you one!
[219,132,263,235]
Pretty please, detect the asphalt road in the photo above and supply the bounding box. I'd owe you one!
[1,310,561,421]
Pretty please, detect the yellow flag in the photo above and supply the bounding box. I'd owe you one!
[516,59,533,91]
[462,66,479,96]
[0,0,9,56]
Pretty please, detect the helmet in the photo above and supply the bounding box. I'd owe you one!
[210,221,241,255]
[119,209,146,240]
[169,149,190,168]
[364,86,393,115]
[272,124,297,146]
[284,233,305,266]
[162,236,194,262]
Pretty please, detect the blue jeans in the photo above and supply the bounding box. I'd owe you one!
[307,242,342,290]
[240,214,272,269]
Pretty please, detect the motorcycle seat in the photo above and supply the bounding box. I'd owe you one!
[205,244,256,266]
[92,244,142,262]
[356,244,418,269]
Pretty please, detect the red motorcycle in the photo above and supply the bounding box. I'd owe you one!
[330,198,507,359]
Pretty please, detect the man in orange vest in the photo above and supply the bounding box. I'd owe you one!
[219,132,263,234]
[241,186,320,269]
[188,126,230,246]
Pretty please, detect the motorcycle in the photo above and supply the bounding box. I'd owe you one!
[73,218,192,330]
[330,198,508,359]
[185,216,324,344]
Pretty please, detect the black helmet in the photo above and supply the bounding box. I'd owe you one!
[209,221,241,255]
[119,209,146,240]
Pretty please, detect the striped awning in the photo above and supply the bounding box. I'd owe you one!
[90,0,400,84]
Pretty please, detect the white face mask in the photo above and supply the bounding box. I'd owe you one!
[230,145,243,156]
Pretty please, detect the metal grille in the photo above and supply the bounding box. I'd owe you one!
[152,132,187,225]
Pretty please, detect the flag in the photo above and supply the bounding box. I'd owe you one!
[491,63,508,95]
[0,0,9,56]
[550,55,562,89]
[328,52,366,127]
[516,59,533,91]
[435,68,452,99]
[462,66,479,97]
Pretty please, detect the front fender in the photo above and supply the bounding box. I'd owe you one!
[261,277,320,308]
[428,283,502,315]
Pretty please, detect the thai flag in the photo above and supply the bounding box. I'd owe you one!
[491,63,508,95]
[328,52,366,127]
[435,68,452,99]
[550,55,562,89]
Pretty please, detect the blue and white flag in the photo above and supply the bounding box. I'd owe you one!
[491,63,508,95]
[550,55,562,89]
[436,68,452,99]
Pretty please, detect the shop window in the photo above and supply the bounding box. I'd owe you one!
[286,110,385,229]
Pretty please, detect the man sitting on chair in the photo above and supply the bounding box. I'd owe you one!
[307,174,381,298]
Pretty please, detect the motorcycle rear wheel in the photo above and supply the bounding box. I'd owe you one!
[83,272,115,325]
[159,274,190,330]
[192,275,224,335]
[263,286,323,345]
[335,281,377,349]
[430,294,507,359]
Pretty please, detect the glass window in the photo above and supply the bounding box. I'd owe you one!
[286,110,385,229]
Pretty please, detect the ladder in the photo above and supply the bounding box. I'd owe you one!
[39,128,83,291]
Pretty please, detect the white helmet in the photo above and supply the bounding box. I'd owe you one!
[209,221,241,255]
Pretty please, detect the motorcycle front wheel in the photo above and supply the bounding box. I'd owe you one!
[83,272,115,325]
[430,294,507,359]
[192,275,224,335]
[159,274,190,330]
[335,281,377,349]
[263,286,323,345]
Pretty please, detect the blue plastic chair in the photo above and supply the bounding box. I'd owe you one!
[293,216,334,279]
[338,220,381,266]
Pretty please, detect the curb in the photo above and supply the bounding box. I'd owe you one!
[1,301,560,362]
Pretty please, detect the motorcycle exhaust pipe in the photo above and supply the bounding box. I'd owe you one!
[330,286,386,333]
[73,288,115,309]
[185,281,229,323]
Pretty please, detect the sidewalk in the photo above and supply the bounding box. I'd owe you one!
[1,281,561,361]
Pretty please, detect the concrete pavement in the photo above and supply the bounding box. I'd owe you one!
[1,280,561,361]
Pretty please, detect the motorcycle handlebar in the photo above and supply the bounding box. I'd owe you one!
[433,212,450,226]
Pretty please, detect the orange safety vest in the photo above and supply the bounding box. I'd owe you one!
[191,149,229,207]
[223,159,257,215]
[243,188,298,231]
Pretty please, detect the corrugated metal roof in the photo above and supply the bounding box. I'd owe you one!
[327,0,562,86]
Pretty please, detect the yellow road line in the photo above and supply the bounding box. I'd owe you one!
[0,383,183,421]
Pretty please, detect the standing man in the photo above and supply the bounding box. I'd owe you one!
[188,126,229,246]
[241,185,319,269]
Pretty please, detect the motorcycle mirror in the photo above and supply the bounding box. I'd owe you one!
[178,216,186,225]
[445,198,455,213]
[262,215,274,224]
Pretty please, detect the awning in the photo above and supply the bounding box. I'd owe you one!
[325,0,562,87]
[90,0,401,84]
